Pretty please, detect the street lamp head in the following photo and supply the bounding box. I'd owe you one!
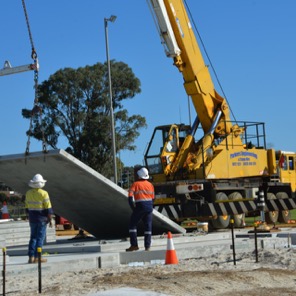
[109,15,117,23]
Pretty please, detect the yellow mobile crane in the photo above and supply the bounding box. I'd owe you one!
[146,0,296,229]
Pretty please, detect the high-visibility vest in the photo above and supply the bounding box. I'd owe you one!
[128,180,154,203]
[25,188,52,211]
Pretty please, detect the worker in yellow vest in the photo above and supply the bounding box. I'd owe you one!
[25,174,53,264]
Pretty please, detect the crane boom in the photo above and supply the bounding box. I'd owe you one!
[148,0,232,135]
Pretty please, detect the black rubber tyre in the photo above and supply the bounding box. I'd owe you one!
[265,193,279,224]
[211,192,230,229]
[228,192,245,228]
[276,192,291,224]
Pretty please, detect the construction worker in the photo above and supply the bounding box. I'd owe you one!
[25,174,53,263]
[126,167,155,252]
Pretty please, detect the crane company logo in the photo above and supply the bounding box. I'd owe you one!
[230,151,257,167]
[230,151,258,159]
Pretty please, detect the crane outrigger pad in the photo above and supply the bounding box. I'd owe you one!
[0,149,185,238]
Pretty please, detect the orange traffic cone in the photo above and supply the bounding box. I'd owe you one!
[165,231,178,265]
[1,201,10,219]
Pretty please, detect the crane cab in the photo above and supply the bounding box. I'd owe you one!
[277,151,296,194]
[144,124,191,181]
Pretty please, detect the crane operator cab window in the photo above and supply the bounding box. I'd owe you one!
[144,124,190,175]
[144,126,168,174]
[144,125,178,174]
[289,156,295,170]
[165,130,177,153]
[278,154,295,171]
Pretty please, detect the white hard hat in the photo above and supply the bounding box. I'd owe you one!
[137,167,149,180]
[29,174,47,188]
[31,174,47,183]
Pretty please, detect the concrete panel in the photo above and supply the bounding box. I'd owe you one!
[0,149,185,239]
[0,238,5,249]
[0,220,55,247]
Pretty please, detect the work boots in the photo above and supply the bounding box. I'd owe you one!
[125,246,139,252]
[33,257,47,263]
[28,257,35,264]
[28,256,47,263]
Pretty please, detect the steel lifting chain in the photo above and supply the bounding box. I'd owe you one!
[22,0,47,156]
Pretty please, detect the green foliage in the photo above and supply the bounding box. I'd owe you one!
[22,61,147,177]
[0,193,8,203]
[290,209,296,220]
[118,166,136,189]
[9,194,25,205]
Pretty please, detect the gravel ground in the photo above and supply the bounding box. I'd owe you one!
[3,248,296,295]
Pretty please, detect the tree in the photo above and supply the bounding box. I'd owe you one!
[118,166,135,189]
[22,61,146,177]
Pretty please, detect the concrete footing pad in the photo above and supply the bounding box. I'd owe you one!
[3,228,296,276]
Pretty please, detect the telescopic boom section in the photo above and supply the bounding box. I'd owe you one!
[148,0,232,136]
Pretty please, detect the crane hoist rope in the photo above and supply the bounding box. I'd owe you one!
[21,0,47,157]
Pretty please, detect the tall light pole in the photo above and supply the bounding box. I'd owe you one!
[104,15,117,184]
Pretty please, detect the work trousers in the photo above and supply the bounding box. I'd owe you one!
[129,206,153,249]
[28,221,47,258]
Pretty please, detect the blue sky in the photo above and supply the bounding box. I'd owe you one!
[1,0,295,168]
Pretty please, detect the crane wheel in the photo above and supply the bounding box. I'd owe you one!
[228,192,245,228]
[211,192,230,229]
[276,192,291,223]
[265,193,279,224]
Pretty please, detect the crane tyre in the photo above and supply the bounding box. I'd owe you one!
[265,193,279,224]
[276,192,291,224]
[228,192,245,228]
[211,192,230,229]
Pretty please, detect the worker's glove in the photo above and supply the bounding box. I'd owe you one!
[128,197,136,211]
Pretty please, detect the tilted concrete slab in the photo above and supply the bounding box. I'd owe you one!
[0,149,185,239]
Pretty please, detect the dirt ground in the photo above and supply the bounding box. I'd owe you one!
[4,248,296,296]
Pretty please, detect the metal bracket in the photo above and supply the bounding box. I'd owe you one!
[0,60,38,76]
